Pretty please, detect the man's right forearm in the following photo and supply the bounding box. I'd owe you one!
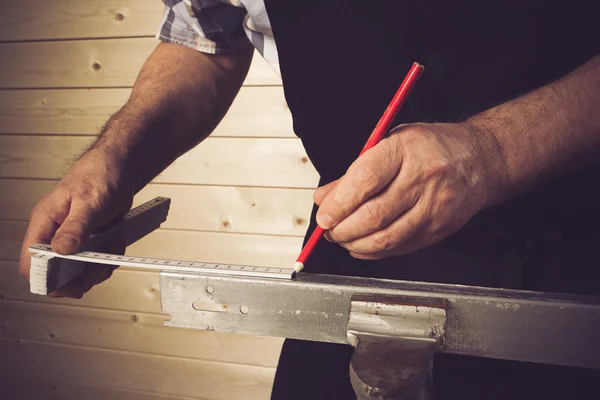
[86,42,253,192]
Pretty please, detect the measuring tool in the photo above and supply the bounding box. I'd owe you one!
[28,196,295,295]
[30,244,295,279]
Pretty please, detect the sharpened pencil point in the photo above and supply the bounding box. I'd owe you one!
[294,261,304,274]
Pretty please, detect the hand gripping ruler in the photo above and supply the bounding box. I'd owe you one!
[28,197,295,295]
[28,196,600,400]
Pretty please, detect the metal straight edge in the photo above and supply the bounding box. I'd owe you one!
[160,271,600,369]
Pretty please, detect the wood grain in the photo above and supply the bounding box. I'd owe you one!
[0,300,282,367]
[0,136,318,188]
[0,220,27,261]
[0,1,298,394]
[127,229,302,266]
[1,376,203,400]
[0,87,293,137]
[133,185,312,236]
[0,179,57,220]
[0,179,314,236]
[0,260,163,313]
[0,0,163,41]
[0,338,275,400]
[0,39,280,88]
[1,220,303,266]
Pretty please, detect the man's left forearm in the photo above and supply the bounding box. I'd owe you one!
[314,54,600,259]
[467,54,600,207]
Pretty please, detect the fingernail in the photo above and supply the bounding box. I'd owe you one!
[324,232,333,242]
[317,213,334,229]
[54,235,79,252]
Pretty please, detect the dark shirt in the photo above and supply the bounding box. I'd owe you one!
[267,0,600,295]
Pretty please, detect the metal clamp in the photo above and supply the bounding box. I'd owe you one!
[347,295,446,400]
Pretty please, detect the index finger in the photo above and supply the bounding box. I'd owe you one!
[19,213,60,279]
[316,139,402,229]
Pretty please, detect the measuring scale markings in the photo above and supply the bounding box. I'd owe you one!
[29,244,295,280]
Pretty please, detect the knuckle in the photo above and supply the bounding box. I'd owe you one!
[423,158,451,181]
[29,195,51,220]
[30,186,72,221]
[358,167,379,187]
[351,165,381,195]
[85,187,108,207]
[28,204,40,221]
[373,231,395,252]
[436,189,458,209]
[331,190,349,214]
[66,213,92,231]
[313,189,322,204]
[79,184,118,212]
[363,200,386,227]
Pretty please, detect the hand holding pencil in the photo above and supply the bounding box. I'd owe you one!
[296,62,499,270]
[294,62,424,272]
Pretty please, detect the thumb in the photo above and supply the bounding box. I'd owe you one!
[313,180,339,206]
[51,199,102,255]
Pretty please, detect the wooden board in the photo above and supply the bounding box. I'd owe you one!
[0,260,163,313]
[0,179,57,220]
[0,179,313,236]
[1,221,303,266]
[126,229,302,267]
[0,300,282,367]
[0,39,280,88]
[1,376,203,400]
[0,0,164,42]
[0,136,319,188]
[1,376,211,400]
[0,338,275,400]
[133,185,312,236]
[0,87,294,137]
[0,220,30,261]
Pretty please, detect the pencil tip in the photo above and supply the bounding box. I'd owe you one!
[294,261,304,274]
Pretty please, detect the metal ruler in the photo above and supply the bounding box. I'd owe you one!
[28,196,295,295]
[29,243,295,279]
[29,197,171,295]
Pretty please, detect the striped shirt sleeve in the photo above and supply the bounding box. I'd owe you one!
[157,0,251,54]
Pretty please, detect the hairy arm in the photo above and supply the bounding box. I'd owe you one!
[468,54,600,205]
[317,54,600,259]
[20,43,253,296]
[94,42,254,192]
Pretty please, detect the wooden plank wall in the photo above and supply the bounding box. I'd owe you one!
[0,1,319,399]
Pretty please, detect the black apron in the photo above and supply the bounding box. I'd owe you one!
[263,1,600,398]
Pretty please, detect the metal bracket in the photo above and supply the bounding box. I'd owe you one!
[159,271,600,367]
[158,272,600,397]
[347,295,446,400]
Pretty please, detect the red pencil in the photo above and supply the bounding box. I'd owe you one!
[293,62,425,274]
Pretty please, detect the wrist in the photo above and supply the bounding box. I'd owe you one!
[83,114,150,192]
[78,144,136,197]
[460,119,509,208]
